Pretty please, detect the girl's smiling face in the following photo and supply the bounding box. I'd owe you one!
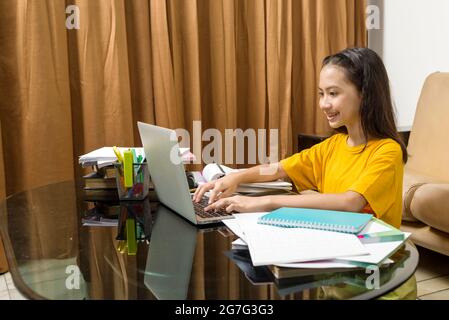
[318,65,362,130]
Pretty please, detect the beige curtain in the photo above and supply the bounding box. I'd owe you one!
[0,0,366,196]
[0,0,366,298]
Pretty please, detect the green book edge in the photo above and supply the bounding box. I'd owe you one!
[357,217,405,243]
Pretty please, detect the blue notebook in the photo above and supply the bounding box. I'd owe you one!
[258,207,373,234]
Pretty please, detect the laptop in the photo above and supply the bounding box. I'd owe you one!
[137,121,234,225]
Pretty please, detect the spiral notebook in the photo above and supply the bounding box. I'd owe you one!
[258,207,373,234]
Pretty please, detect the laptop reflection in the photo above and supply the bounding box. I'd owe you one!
[144,205,197,300]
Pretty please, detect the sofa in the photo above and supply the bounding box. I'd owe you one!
[400,72,449,256]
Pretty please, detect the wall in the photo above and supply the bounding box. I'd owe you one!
[368,0,449,129]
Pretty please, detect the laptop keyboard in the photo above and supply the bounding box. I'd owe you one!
[193,197,233,219]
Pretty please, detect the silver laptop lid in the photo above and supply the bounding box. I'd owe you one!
[137,122,197,224]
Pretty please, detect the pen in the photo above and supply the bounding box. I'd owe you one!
[117,240,126,253]
[113,146,124,163]
[123,149,134,188]
[216,163,226,176]
[136,155,144,183]
[131,148,138,163]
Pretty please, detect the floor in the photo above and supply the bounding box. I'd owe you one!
[415,246,449,299]
[0,272,27,300]
[1,245,449,300]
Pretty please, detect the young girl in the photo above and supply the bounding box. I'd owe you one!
[193,47,407,229]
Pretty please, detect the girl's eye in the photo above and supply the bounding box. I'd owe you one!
[318,92,324,97]
[330,92,337,97]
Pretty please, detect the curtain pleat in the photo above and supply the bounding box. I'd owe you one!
[0,0,75,195]
[67,0,135,179]
[266,0,293,160]
[123,0,156,146]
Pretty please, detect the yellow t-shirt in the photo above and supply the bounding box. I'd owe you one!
[280,133,404,228]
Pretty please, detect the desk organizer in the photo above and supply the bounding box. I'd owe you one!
[115,162,150,200]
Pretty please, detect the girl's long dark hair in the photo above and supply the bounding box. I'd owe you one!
[323,47,408,163]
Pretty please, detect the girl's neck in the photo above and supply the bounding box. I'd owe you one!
[346,123,367,147]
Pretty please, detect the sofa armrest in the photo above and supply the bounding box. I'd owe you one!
[410,183,449,233]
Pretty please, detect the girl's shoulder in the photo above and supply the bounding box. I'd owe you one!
[323,133,349,149]
[310,133,346,152]
[324,133,347,144]
[368,137,403,159]
[369,137,401,150]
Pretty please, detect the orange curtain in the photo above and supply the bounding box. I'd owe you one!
[0,0,366,298]
[0,0,366,196]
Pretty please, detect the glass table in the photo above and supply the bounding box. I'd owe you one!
[0,181,418,300]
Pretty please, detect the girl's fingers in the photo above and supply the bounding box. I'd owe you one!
[208,184,223,204]
[194,184,209,202]
[205,198,228,211]
[226,203,237,213]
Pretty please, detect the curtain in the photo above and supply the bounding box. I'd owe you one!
[0,0,366,299]
[0,0,366,196]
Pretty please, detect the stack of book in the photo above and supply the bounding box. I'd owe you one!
[223,208,410,281]
[82,166,119,202]
[79,146,195,202]
[79,147,142,201]
[82,202,121,226]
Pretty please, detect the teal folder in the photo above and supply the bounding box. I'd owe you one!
[258,207,373,234]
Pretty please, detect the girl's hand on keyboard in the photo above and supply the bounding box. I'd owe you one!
[193,174,240,204]
[204,195,271,213]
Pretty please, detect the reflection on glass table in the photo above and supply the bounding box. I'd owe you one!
[0,181,418,300]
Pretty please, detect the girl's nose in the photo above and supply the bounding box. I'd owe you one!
[320,100,332,110]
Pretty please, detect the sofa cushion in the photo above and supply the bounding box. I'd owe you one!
[401,221,449,257]
[406,72,449,181]
[402,169,436,222]
[410,183,449,234]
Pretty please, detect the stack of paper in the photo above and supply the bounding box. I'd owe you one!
[225,213,368,267]
[79,147,193,168]
[223,213,410,270]
[79,147,146,168]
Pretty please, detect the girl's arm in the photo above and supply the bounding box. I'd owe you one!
[266,191,367,213]
[205,190,368,213]
[232,162,289,184]
[194,162,288,203]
